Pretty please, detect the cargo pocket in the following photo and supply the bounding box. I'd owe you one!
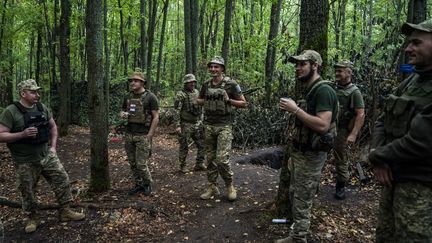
[391,96,415,138]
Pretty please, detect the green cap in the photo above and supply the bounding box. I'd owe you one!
[17,79,41,92]
[128,71,145,82]
[401,18,432,35]
[288,50,323,66]
[334,60,354,69]
[183,74,197,84]
[207,56,225,68]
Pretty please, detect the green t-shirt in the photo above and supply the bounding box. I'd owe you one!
[0,103,52,164]
[199,77,243,125]
[306,79,338,123]
[122,90,159,135]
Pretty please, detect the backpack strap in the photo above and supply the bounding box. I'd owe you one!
[13,101,27,114]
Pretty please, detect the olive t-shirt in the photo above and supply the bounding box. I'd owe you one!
[199,77,243,125]
[306,79,338,123]
[122,90,159,135]
[0,103,52,163]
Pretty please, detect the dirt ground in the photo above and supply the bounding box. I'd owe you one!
[0,125,379,242]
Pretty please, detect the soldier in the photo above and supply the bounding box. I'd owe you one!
[369,18,432,242]
[174,74,206,173]
[333,60,365,200]
[120,72,159,196]
[0,79,85,233]
[277,50,338,243]
[196,56,247,201]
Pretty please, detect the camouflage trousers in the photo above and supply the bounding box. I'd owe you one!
[287,149,327,243]
[177,121,205,167]
[333,128,350,183]
[204,124,234,186]
[0,219,3,243]
[14,152,73,213]
[124,133,153,186]
[376,182,432,243]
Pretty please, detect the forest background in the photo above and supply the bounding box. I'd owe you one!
[0,0,431,190]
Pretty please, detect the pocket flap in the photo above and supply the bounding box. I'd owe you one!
[393,96,413,116]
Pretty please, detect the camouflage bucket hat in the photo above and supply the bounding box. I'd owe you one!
[183,74,197,84]
[207,56,225,68]
[402,18,432,35]
[334,60,354,69]
[128,71,145,82]
[17,79,41,92]
[288,50,323,66]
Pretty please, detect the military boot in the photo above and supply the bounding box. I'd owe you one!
[193,163,207,171]
[24,214,38,233]
[335,181,346,200]
[200,184,220,200]
[142,184,152,196]
[128,185,144,195]
[59,207,85,222]
[226,183,237,201]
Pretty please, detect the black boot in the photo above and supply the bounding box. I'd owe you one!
[128,185,144,195]
[142,184,152,196]
[335,181,346,200]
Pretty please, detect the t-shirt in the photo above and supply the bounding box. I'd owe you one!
[122,90,159,135]
[306,79,338,123]
[0,102,52,164]
[199,77,243,125]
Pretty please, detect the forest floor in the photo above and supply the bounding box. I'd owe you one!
[0,125,379,243]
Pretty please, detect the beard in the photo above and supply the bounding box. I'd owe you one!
[298,66,314,83]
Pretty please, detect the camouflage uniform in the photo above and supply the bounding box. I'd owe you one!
[280,51,338,243]
[122,72,159,190]
[333,61,365,188]
[369,19,432,243]
[0,219,3,243]
[0,79,84,233]
[199,56,244,200]
[174,74,205,170]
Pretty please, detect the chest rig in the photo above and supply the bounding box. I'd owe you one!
[126,91,151,125]
[287,80,337,152]
[336,83,359,129]
[180,89,202,118]
[203,77,232,115]
[384,73,432,143]
[13,102,51,144]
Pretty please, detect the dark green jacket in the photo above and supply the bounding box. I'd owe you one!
[369,70,432,183]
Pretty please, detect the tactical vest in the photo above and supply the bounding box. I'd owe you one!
[203,77,233,115]
[288,80,337,152]
[180,89,202,122]
[126,91,152,126]
[13,102,51,144]
[336,83,360,129]
[384,73,432,143]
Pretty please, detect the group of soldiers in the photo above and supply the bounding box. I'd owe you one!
[1,18,432,242]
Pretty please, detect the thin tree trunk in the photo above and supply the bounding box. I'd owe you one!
[118,0,128,76]
[146,0,157,88]
[140,0,147,71]
[85,0,110,192]
[184,0,192,73]
[264,0,282,106]
[155,0,169,94]
[104,0,110,84]
[191,0,198,73]
[58,0,72,136]
[221,0,233,65]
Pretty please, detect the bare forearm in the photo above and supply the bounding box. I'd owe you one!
[350,113,365,137]
[295,109,331,134]
[148,113,159,137]
[0,131,25,143]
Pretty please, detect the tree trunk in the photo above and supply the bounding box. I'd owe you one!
[36,30,42,84]
[155,0,169,94]
[118,0,128,76]
[57,0,72,137]
[190,0,198,73]
[221,0,233,65]
[104,0,110,84]
[140,0,147,71]
[146,0,157,88]
[264,0,282,106]
[85,0,110,192]
[407,0,427,24]
[183,0,192,73]
[297,0,329,76]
